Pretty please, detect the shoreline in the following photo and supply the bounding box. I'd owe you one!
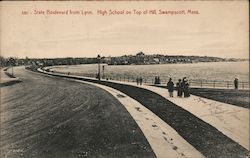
[45,61,249,86]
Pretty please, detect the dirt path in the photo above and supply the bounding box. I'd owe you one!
[0,67,155,158]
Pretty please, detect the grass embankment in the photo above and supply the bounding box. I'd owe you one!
[190,88,249,109]
[0,67,21,87]
[154,85,249,109]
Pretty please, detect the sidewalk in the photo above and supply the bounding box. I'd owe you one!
[37,69,250,153]
[107,79,250,151]
[67,78,204,158]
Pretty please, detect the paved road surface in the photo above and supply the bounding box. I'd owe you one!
[0,67,155,158]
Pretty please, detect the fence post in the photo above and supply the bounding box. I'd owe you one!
[242,82,244,89]
[213,80,215,88]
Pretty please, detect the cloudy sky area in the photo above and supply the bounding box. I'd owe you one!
[1,1,249,58]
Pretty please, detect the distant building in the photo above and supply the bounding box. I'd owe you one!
[103,56,112,64]
[153,58,160,63]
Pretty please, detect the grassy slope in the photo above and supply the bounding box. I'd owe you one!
[190,88,249,109]
[154,85,249,109]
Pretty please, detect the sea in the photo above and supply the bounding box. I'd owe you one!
[50,61,249,83]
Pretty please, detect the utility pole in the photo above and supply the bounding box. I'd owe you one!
[102,65,105,79]
[97,54,101,80]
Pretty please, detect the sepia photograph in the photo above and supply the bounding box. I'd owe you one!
[0,1,249,158]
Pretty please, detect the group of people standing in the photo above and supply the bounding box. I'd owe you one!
[136,77,143,85]
[154,76,161,84]
[167,77,190,98]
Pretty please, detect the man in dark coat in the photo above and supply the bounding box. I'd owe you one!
[176,79,183,97]
[183,77,190,97]
[139,77,143,85]
[158,76,161,84]
[234,78,239,89]
[154,76,158,84]
[167,78,174,97]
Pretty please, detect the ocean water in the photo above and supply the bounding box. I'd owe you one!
[50,61,249,83]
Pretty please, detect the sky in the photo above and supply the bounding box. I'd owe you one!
[1,1,249,59]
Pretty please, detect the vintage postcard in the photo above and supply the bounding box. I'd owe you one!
[0,1,249,158]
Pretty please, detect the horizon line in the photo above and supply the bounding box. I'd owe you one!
[1,53,249,60]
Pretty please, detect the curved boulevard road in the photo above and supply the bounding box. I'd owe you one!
[0,67,155,158]
[1,67,249,158]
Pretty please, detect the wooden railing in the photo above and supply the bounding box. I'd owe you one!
[48,69,249,90]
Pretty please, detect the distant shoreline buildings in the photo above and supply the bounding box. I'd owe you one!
[103,52,233,65]
[0,52,248,67]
